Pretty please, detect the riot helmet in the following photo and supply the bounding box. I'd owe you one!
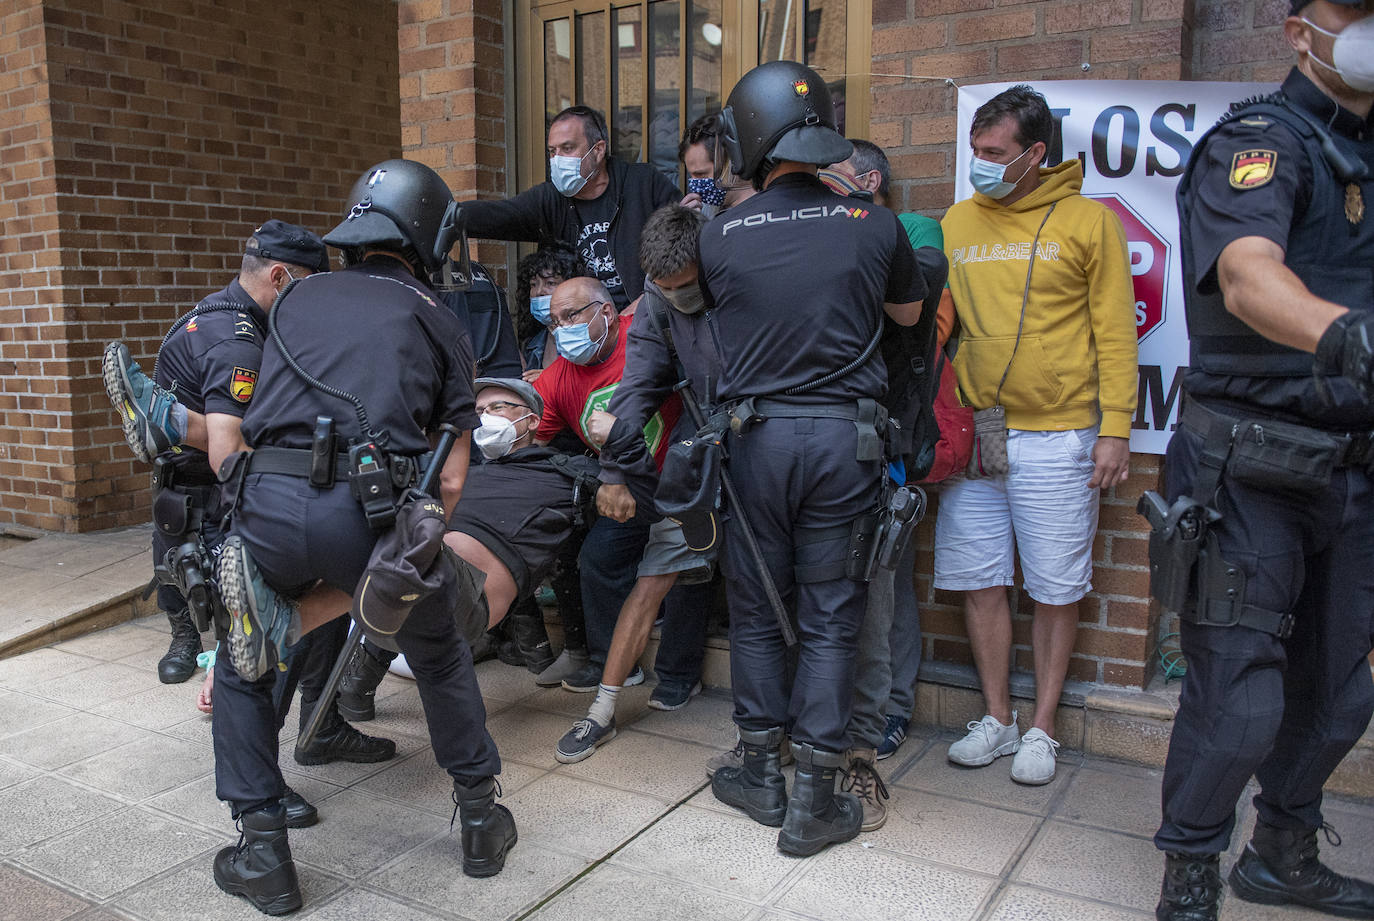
[719,61,852,182]
[324,159,461,274]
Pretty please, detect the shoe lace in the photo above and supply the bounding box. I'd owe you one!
[841,757,889,805]
[450,778,503,829]
[1022,732,1061,758]
[1165,854,1221,911]
[569,718,599,741]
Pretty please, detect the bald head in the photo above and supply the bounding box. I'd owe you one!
[549,276,618,364]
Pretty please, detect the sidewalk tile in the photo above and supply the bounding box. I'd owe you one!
[280,788,448,878]
[863,788,1040,875]
[52,623,167,662]
[59,734,215,802]
[0,689,77,738]
[16,807,219,899]
[632,690,737,750]
[371,835,584,918]
[29,661,162,709]
[502,773,669,859]
[113,858,345,921]
[293,887,451,921]
[0,775,125,855]
[1015,820,1160,911]
[894,743,1068,815]
[612,803,802,902]
[1219,894,1337,920]
[0,864,91,921]
[92,686,212,731]
[0,754,40,791]
[0,537,146,578]
[5,712,150,770]
[0,648,100,690]
[777,846,994,921]
[485,706,592,770]
[353,748,546,817]
[474,659,542,704]
[1053,762,1164,839]
[528,862,756,921]
[557,729,715,801]
[987,885,1151,920]
[144,771,342,836]
[276,730,429,786]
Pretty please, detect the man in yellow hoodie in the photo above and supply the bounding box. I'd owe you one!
[935,85,1137,786]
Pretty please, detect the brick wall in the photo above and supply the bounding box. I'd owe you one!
[1192,0,1293,81]
[397,0,510,273]
[1,0,401,532]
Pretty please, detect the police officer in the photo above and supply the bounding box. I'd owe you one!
[1153,2,1374,918]
[208,161,516,915]
[701,61,926,857]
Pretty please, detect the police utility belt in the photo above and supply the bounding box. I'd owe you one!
[1138,400,1374,639]
[728,396,888,462]
[235,442,419,532]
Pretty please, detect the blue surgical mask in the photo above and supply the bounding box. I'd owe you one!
[550,146,597,197]
[529,294,552,325]
[553,310,610,364]
[969,146,1036,200]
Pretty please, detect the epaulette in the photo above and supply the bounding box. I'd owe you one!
[1212,91,1286,130]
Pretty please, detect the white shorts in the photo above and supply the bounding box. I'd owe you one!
[933,427,1099,605]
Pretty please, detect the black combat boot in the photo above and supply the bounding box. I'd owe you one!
[158,607,202,684]
[452,776,518,878]
[280,786,318,829]
[294,697,397,766]
[213,804,303,916]
[1157,852,1222,920]
[711,727,788,827]
[510,596,556,673]
[1230,820,1374,918]
[337,642,391,722]
[777,742,862,857]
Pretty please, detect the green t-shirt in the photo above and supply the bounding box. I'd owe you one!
[899,211,943,252]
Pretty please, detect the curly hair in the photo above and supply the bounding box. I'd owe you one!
[514,242,584,347]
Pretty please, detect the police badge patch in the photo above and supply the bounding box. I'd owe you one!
[1229,149,1276,190]
[230,367,257,403]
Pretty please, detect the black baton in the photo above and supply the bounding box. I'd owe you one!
[296,423,463,754]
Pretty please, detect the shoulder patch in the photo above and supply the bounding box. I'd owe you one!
[234,313,258,340]
[230,366,257,403]
[1229,149,1277,190]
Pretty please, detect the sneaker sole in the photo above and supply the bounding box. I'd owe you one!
[554,726,617,764]
[561,669,643,694]
[948,738,1020,767]
[102,343,166,464]
[219,540,274,683]
[647,682,702,711]
[1010,764,1056,785]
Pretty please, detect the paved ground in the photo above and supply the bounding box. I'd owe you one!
[1,614,1371,921]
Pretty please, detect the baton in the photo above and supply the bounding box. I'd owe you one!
[296,423,463,754]
[675,382,797,647]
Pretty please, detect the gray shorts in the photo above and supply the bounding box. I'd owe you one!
[637,516,714,584]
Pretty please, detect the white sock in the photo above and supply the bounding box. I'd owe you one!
[588,683,619,726]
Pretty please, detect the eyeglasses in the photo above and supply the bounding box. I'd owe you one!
[477,401,531,415]
[550,301,601,329]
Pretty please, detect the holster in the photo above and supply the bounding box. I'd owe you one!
[1138,491,1214,616]
[875,485,925,571]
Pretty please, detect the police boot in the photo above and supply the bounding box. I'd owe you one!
[294,697,397,766]
[337,642,391,722]
[1156,852,1222,920]
[451,776,518,878]
[213,804,302,916]
[511,597,556,673]
[158,607,202,684]
[777,743,862,857]
[1229,821,1374,918]
[710,727,787,827]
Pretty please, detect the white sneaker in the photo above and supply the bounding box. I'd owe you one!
[1010,727,1061,785]
[947,712,1020,767]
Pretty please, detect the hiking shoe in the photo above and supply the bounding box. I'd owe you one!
[842,749,890,832]
[1010,728,1060,785]
[948,712,1020,767]
[706,732,794,778]
[876,713,908,761]
[561,663,643,693]
[555,716,617,763]
[294,722,397,766]
[102,341,182,463]
[648,680,702,711]
[218,536,297,683]
[535,647,589,687]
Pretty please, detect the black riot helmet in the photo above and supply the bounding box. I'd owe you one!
[719,61,853,183]
[323,159,462,274]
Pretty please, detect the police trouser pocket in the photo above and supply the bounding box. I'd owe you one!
[1226,419,1340,495]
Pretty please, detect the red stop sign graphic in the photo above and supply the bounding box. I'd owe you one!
[1087,193,1170,343]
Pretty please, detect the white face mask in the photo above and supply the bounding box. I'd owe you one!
[1304,16,1374,93]
[473,411,533,460]
[968,146,1036,200]
[550,145,598,197]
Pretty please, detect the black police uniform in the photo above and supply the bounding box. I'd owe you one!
[1156,67,1374,857]
[215,256,495,816]
[697,173,924,753]
[439,262,523,380]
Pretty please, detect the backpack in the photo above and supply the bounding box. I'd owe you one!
[919,347,974,484]
[882,244,948,482]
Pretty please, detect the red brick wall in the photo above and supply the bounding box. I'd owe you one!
[1192,0,1293,81]
[398,0,510,271]
[2,0,400,532]
[0,0,62,532]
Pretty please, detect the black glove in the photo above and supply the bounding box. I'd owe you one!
[1314,311,1374,401]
